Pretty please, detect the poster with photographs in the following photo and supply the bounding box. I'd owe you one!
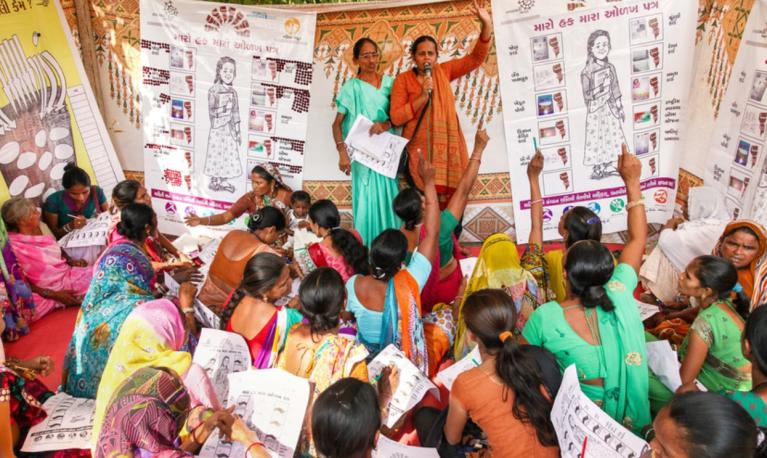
[492,0,697,240]
[705,0,767,222]
[141,0,316,235]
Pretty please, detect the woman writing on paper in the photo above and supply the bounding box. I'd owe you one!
[43,163,108,239]
[389,0,492,206]
[331,37,401,246]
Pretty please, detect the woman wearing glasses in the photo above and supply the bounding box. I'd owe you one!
[331,38,400,246]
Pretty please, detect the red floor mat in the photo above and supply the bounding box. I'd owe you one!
[4,307,79,389]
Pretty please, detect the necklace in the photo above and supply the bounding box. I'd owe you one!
[563,303,602,345]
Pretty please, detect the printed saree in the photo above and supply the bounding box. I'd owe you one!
[63,242,155,398]
[93,299,219,445]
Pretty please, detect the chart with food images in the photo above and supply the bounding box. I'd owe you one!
[704,0,767,222]
[492,0,696,240]
[141,0,316,235]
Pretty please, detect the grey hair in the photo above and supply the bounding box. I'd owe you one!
[1,197,36,231]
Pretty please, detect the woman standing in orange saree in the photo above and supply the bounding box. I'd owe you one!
[389,0,492,207]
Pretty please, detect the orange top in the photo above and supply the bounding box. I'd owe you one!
[452,367,560,458]
[390,36,490,204]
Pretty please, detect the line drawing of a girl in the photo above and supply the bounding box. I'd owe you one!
[581,30,626,180]
[203,56,242,193]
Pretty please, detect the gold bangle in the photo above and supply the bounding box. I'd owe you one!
[626,199,645,210]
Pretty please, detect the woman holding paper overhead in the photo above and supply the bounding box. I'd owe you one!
[331,37,400,246]
[522,147,651,432]
[389,0,492,207]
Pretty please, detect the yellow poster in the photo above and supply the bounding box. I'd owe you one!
[0,0,123,204]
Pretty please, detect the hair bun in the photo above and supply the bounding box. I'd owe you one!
[63,162,76,172]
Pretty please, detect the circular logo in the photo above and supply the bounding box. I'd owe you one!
[562,205,575,215]
[165,202,177,214]
[654,189,668,204]
[587,202,602,214]
[542,208,553,222]
[610,198,625,213]
[284,17,301,36]
[184,206,196,216]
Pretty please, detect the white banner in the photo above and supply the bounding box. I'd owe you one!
[493,0,697,240]
[704,0,767,222]
[140,0,316,235]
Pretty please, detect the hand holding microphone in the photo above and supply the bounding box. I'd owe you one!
[422,62,433,97]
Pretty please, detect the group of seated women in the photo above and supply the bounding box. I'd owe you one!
[1,138,766,457]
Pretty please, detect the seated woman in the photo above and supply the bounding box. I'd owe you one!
[96,366,270,458]
[650,392,757,458]
[43,163,108,239]
[311,375,397,458]
[453,233,542,359]
[672,256,750,395]
[93,283,219,443]
[197,207,286,312]
[0,318,55,457]
[347,158,452,376]
[185,164,291,228]
[393,128,488,311]
[294,199,368,282]
[727,305,767,426]
[63,203,157,399]
[1,197,92,319]
[523,148,651,432]
[713,220,766,312]
[279,268,368,388]
[417,289,560,457]
[639,186,730,305]
[278,268,368,455]
[108,179,191,272]
[219,252,303,369]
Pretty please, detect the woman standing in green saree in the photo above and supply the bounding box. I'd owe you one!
[331,38,401,246]
[522,146,650,432]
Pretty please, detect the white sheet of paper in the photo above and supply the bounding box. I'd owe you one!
[367,344,439,428]
[21,393,96,452]
[198,369,311,458]
[373,435,439,458]
[459,257,478,277]
[636,300,661,321]
[192,328,251,405]
[275,278,301,307]
[193,298,221,330]
[344,114,408,179]
[435,346,481,391]
[646,340,683,392]
[165,273,180,297]
[58,212,111,249]
[551,365,651,458]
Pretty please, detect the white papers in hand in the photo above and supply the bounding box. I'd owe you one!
[192,328,251,405]
[551,365,651,458]
[435,346,481,391]
[368,344,439,428]
[198,369,311,458]
[344,114,408,179]
[373,435,439,458]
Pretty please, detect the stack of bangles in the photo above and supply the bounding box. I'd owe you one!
[626,198,645,210]
[247,441,266,456]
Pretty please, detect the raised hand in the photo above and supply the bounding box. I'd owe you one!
[617,143,641,184]
[527,150,544,179]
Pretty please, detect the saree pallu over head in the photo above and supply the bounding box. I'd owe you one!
[64,242,155,399]
[454,233,543,359]
[93,299,220,446]
[0,218,34,342]
[713,220,767,303]
[95,366,193,458]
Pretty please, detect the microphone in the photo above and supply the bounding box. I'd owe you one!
[424,63,432,96]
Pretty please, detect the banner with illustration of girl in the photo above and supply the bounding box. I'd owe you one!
[493,0,697,240]
[704,0,767,223]
[140,0,316,235]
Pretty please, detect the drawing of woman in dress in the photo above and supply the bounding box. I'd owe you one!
[581,30,626,180]
[204,56,242,193]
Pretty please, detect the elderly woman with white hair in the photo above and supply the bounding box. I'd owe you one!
[1,197,92,319]
[640,186,731,306]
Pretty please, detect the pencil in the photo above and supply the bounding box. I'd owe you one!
[533,137,538,151]
[581,436,588,457]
